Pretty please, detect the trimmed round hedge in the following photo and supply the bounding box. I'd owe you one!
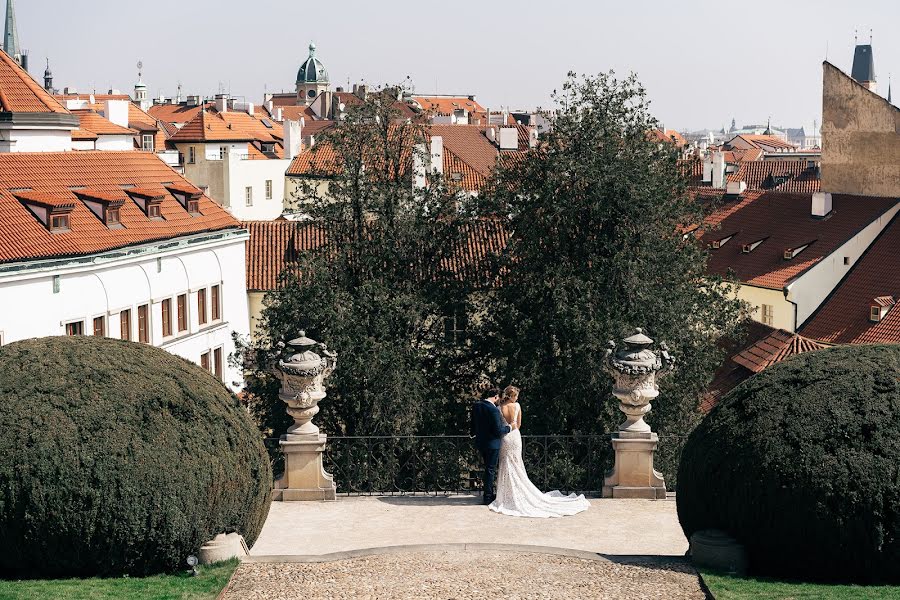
[677,344,900,583]
[0,336,272,577]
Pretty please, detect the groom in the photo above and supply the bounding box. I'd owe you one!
[470,386,511,505]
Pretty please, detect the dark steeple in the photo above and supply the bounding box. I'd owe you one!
[851,44,875,86]
[43,58,52,92]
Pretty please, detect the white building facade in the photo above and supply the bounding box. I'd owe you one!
[0,229,250,389]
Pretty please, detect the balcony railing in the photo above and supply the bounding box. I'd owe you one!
[265,433,685,496]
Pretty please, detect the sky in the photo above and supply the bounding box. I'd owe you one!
[12,0,900,132]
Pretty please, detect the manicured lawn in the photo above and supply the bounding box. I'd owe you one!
[0,559,238,600]
[701,569,900,599]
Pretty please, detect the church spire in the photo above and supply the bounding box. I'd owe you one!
[3,0,18,57]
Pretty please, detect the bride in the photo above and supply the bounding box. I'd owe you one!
[490,386,590,518]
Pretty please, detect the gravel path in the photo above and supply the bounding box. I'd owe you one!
[221,550,705,600]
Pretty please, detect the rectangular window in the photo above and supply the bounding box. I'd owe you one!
[50,214,70,231]
[265,180,273,200]
[177,294,187,332]
[142,134,154,151]
[219,146,228,160]
[245,187,253,207]
[198,288,208,325]
[120,309,132,341]
[214,347,223,381]
[187,199,200,214]
[138,304,149,343]
[65,321,84,336]
[106,207,121,225]
[443,311,468,345]
[211,285,221,321]
[188,147,196,164]
[148,204,161,219]
[161,298,172,337]
[200,351,210,372]
[871,306,882,322]
[761,304,774,326]
[93,316,105,337]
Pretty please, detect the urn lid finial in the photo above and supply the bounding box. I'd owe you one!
[622,328,654,347]
[288,331,318,348]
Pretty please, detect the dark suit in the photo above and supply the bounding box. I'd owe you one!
[470,399,511,503]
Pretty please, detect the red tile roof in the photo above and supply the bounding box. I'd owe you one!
[71,110,137,136]
[170,109,283,148]
[727,159,821,193]
[413,96,485,116]
[241,220,326,290]
[0,151,240,264]
[279,105,318,121]
[801,214,900,344]
[702,321,827,412]
[242,218,510,291]
[0,50,69,114]
[701,191,898,289]
[649,129,687,147]
[727,134,797,151]
[732,328,828,373]
[147,102,213,127]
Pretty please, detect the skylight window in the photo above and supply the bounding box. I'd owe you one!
[261,118,274,129]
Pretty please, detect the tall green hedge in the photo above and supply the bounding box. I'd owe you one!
[677,344,900,583]
[0,336,272,577]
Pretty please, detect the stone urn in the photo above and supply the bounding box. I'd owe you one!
[601,328,674,499]
[604,328,674,434]
[272,332,338,501]
[274,331,337,436]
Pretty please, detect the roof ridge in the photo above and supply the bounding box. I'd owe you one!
[0,49,69,114]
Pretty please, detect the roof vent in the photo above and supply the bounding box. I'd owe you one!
[811,192,832,218]
[742,236,769,253]
[726,180,747,195]
[870,296,895,323]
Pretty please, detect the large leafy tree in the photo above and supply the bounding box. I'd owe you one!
[238,88,476,439]
[475,72,746,441]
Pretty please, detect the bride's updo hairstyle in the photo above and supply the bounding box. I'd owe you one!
[501,385,520,404]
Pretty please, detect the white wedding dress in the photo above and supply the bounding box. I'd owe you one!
[489,403,590,518]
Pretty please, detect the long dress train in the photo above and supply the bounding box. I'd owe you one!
[489,404,590,518]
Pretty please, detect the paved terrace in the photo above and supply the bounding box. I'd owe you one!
[250,495,688,558]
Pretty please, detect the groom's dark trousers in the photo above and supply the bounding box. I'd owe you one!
[470,399,511,503]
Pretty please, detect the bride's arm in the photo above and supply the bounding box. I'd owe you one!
[516,405,522,431]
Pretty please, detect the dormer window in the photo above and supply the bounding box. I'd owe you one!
[74,191,125,229]
[15,192,76,233]
[710,232,738,249]
[870,296,895,323]
[783,240,817,260]
[166,184,203,216]
[742,236,769,254]
[126,188,165,220]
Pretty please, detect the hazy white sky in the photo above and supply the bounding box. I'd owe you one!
[14,0,899,131]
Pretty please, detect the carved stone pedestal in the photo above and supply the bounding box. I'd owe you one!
[602,432,666,499]
[272,432,336,501]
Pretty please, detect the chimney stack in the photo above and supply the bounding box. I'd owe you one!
[284,120,302,161]
[712,151,726,189]
[811,192,833,217]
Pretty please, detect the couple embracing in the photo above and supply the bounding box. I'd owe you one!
[470,385,590,518]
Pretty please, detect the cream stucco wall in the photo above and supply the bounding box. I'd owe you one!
[735,284,795,331]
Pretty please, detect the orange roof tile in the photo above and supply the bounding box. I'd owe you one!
[413,96,485,116]
[0,50,69,114]
[147,102,212,127]
[0,151,240,264]
[732,328,828,373]
[279,105,317,121]
[170,109,283,146]
[801,214,900,344]
[241,220,327,290]
[701,190,898,289]
[72,110,137,136]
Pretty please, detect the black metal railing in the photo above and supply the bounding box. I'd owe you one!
[265,433,686,496]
